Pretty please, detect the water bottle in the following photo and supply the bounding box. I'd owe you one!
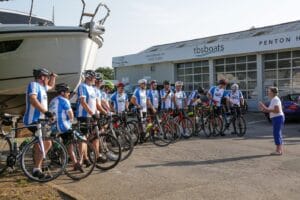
[13,141,18,152]
[146,123,153,133]
[19,138,30,151]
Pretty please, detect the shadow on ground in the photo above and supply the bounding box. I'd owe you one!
[136,154,270,168]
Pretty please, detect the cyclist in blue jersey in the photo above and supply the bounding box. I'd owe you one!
[187,86,209,107]
[147,80,160,110]
[160,80,174,110]
[101,80,114,113]
[226,83,244,135]
[94,73,109,115]
[110,82,129,113]
[173,81,187,110]
[23,68,57,179]
[76,70,101,164]
[207,79,229,115]
[227,83,244,108]
[49,83,83,172]
[131,79,156,141]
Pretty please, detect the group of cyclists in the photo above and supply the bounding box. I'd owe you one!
[20,67,245,180]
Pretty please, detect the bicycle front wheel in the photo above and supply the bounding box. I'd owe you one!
[64,139,96,180]
[178,117,194,139]
[94,133,121,170]
[235,116,247,137]
[21,138,67,182]
[0,137,11,175]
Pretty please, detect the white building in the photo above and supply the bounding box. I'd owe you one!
[112,20,300,110]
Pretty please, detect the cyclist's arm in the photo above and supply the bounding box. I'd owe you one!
[80,97,94,115]
[47,73,57,90]
[131,96,140,108]
[101,99,111,112]
[30,94,47,114]
[96,99,108,114]
[67,109,74,123]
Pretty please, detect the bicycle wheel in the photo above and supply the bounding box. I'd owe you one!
[126,121,139,146]
[203,116,211,137]
[64,139,96,180]
[169,121,181,142]
[235,116,247,137]
[93,133,121,170]
[178,117,194,139]
[21,138,67,182]
[151,122,173,147]
[116,130,134,161]
[0,137,11,175]
[208,116,223,137]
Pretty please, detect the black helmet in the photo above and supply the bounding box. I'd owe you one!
[218,79,227,85]
[55,83,70,93]
[197,86,204,94]
[33,68,50,78]
[95,72,103,81]
[163,80,170,85]
[83,70,96,78]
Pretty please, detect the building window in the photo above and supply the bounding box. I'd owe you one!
[263,50,300,96]
[214,55,257,99]
[0,40,23,53]
[176,60,209,94]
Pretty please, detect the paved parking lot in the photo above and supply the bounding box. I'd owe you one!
[54,113,300,200]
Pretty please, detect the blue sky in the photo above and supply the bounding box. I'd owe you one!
[1,0,300,67]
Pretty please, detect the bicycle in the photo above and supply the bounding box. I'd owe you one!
[78,117,122,170]
[0,116,68,182]
[173,109,194,139]
[59,128,96,181]
[222,105,247,137]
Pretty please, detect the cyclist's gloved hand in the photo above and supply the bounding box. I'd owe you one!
[44,111,54,118]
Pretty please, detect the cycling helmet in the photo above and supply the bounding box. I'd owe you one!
[150,80,157,85]
[117,82,125,88]
[95,72,103,81]
[175,81,183,86]
[197,86,204,94]
[218,79,227,85]
[33,68,51,78]
[138,79,147,84]
[104,80,114,90]
[55,83,70,93]
[83,70,96,78]
[163,80,170,85]
[231,83,239,90]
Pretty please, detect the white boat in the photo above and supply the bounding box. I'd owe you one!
[0,0,110,115]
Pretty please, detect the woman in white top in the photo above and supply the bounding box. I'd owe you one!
[259,87,284,155]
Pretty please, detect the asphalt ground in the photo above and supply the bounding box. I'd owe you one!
[53,112,300,200]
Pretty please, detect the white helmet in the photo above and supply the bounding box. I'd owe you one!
[175,81,183,86]
[138,79,147,84]
[231,83,239,90]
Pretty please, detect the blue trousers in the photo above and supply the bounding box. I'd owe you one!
[271,115,284,145]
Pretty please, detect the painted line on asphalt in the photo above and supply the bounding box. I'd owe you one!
[247,120,267,125]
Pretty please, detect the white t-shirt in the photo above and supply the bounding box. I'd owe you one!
[268,96,284,118]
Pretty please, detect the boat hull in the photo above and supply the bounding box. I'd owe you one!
[0,29,101,114]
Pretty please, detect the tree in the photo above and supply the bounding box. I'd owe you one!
[96,67,114,80]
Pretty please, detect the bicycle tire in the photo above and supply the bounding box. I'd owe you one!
[116,130,134,161]
[235,116,247,137]
[178,117,194,139]
[64,139,96,180]
[151,122,173,147]
[126,121,139,146]
[0,137,11,175]
[93,133,121,170]
[21,138,67,182]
